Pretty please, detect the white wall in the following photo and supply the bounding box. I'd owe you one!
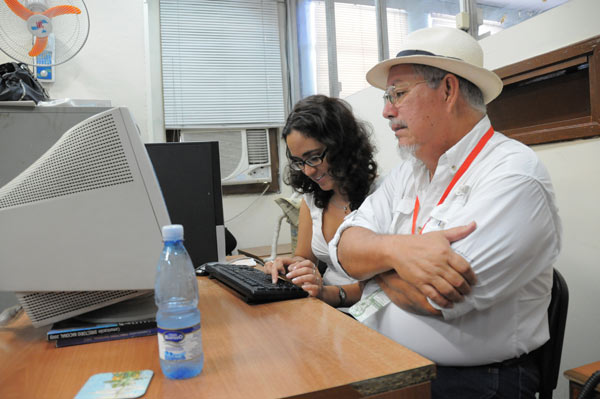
[221,177,294,253]
[481,0,600,70]
[0,1,151,142]
[347,1,600,397]
[346,86,405,177]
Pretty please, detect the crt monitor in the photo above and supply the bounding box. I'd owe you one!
[145,142,226,267]
[0,104,111,188]
[0,107,171,327]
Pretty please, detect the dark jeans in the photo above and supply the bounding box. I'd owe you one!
[431,356,540,399]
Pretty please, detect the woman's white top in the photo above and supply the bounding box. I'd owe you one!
[304,177,381,286]
[303,192,357,286]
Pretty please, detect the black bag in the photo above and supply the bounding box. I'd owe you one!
[0,62,50,103]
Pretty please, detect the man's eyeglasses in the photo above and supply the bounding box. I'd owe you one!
[383,80,428,106]
[289,148,328,171]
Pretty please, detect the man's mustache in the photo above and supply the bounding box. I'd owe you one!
[389,119,408,129]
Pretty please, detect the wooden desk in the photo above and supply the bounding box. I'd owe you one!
[0,276,435,399]
[564,361,600,399]
[238,243,293,259]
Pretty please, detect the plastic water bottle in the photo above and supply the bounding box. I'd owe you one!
[155,224,204,379]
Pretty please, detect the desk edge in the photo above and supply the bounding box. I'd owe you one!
[351,363,436,396]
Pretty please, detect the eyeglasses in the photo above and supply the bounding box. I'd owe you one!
[383,80,428,106]
[289,148,328,171]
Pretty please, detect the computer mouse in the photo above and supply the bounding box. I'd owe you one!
[195,262,220,276]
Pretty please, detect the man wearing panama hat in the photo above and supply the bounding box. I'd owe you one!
[328,27,562,397]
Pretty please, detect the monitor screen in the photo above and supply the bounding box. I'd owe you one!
[145,142,226,267]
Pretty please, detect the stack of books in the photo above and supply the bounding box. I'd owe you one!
[47,317,157,348]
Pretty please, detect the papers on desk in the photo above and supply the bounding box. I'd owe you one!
[230,257,258,266]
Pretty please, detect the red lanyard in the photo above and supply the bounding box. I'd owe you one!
[411,126,495,234]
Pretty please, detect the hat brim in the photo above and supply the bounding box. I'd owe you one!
[366,55,503,104]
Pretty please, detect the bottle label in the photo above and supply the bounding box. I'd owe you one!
[157,323,202,361]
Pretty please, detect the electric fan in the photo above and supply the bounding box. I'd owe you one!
[0,0,89,66]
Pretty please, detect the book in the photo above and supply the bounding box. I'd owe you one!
[47,317,157,341]
[55,328,157,348]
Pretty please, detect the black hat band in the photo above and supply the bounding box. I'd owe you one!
[395,49,462,62]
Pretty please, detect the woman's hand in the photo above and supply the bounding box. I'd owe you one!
[286,259,323,298]
[285,259,323,298]
[264,256,304,284]
[264,256,323,297]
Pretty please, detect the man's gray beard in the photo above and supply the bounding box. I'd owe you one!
[396,144,417,161]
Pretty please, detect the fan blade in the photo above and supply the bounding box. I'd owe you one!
[28,36,48,57]
[43,5,81,18]
[4,0,34,20]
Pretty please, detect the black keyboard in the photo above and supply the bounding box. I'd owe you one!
[204,263,308,304]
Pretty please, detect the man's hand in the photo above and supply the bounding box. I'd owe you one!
[376,271,441,316]
[386,222,477,308]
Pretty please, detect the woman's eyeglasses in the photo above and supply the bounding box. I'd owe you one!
[289,148,328,171]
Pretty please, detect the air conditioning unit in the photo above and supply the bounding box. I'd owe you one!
[181,128,273,185]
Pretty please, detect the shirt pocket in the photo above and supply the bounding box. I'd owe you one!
[426,185,471,232]
[389,197,415,234]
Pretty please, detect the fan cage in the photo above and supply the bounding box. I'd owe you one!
[0,0,90,66]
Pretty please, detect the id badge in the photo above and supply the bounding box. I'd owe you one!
[349,288,391,322]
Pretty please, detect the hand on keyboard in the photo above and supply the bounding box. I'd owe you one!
[265,257,323,298]
[285,260,324,298]
[205,263,308,304]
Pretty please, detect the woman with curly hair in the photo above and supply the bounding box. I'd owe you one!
[264,95,378,309]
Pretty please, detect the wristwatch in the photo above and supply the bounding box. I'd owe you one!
[337,286,347,307]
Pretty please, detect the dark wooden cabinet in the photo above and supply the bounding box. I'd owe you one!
[488,36,600,145]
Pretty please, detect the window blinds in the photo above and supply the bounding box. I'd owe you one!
[159,0,285,129]
[387,8,409,58]
[310,1,407,99]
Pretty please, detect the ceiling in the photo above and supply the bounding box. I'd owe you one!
[478,0,569,12]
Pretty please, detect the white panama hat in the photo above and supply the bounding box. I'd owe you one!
[366,27,503,104]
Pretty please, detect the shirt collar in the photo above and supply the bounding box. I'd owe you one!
[407,115,492,187]
[439,115,492,172]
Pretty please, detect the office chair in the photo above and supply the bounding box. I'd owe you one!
[533,268,569,399]
[225,227,237,256]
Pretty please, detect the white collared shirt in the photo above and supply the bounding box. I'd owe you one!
[328,116,562,366]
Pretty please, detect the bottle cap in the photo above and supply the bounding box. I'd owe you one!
[162,224,184,241]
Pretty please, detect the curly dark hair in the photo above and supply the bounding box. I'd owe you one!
[282,95,377,210]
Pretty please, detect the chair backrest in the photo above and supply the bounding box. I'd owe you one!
[535,268,569,399]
